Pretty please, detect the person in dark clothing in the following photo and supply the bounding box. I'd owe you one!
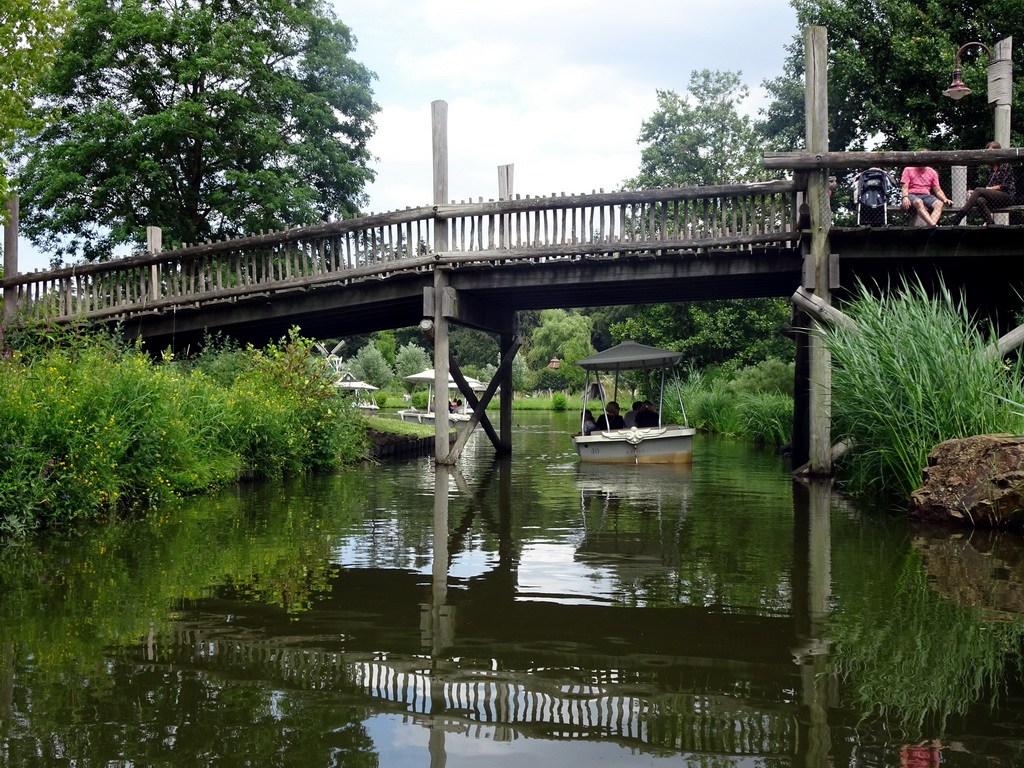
[950,141,1016,226]
[634,402,660,428]
[594,401,625,430]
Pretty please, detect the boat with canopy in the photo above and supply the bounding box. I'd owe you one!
[572,340,696,464]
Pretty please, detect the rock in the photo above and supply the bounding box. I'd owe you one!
[908,434,1024,528]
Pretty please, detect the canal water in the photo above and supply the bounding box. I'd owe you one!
[2,410,1023,766]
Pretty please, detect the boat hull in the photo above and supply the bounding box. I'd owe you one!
[572,426,695,464]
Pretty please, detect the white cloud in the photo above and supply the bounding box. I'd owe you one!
[338,0,798,215]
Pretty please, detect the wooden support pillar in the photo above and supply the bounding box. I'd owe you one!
[433,269,452,464]
[499,320,518,454]
[804,26,833,476]
[3,194,19,324]
[790,315,811,468]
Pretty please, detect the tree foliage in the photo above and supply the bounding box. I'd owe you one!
[527,309,595,390]
[0,0,74,205]
[16,0,378,261]
[348,344,392,391]
[611,298,794,371]
[629,70,773,189]
[394,342,431,393]
[761,0,1024,151]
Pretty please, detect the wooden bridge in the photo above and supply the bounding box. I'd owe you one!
[3,157,1024,469]
[0,179,804,347]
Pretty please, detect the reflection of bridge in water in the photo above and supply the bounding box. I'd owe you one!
[127,460,832,763]
[161,620,797,758]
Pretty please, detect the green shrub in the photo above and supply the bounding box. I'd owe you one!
[551,392,568,411]
[0,327,368,534]
[688,387,742,435]
[728,358,795,397]
[411,390,429,409]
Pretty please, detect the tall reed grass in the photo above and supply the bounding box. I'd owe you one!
[826,278,1024,498]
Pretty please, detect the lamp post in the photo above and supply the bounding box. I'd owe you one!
[942,37,1012,149]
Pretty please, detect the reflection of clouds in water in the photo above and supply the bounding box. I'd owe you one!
[517,542,615,605]
[365,710,712,767]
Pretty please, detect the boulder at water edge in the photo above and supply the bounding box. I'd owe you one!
[909,434,1024,528]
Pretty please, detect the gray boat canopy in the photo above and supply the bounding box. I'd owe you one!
[575,340,683,371]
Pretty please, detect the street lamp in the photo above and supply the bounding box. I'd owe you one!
[941,37,1013,149]
[942,42,992,99]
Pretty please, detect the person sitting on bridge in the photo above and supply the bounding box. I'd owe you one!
[634,401,660,428]
[900,149,952,226]
[594,401,625,431]
[950,141,1016,227]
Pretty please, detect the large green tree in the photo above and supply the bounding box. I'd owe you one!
[761,0,1024,151]
[528,309,596,390]
[0,0,73,205]
[629,70,773,189]
[16,0,378,261]
[619,70,792,370]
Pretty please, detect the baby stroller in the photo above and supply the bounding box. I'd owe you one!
[853,168,897,225]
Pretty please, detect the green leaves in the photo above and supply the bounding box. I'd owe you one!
[16,0,378,261]
[763,0,1024,151]
[629,70,773,190]
[0,0,73,203]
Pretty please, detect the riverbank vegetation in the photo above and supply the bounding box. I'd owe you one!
[0,327,367,534]
[826,279,1024,499]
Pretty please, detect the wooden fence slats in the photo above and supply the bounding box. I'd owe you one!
[6,185,801,324]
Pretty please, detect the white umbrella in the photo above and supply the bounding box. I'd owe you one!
[403,369,485,390]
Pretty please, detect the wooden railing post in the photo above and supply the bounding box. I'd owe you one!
[3,195,19,324]
[432,100,449,253]
[146,226,162,303]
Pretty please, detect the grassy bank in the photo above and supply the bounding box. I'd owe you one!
[0,327,368,534]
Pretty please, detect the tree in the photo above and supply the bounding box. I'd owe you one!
[620,71,792,372]
[348,344,392,391]
[394,342,431,393]
[526,309,596,390]
[16,0,378,261]
[0,0,73,205]
[628,70,773,189]
[760,0,1024,152]
[611,298,793,371]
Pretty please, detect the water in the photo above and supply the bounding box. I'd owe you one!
[2,410,1023,766]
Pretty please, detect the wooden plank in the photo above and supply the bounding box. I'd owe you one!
[764,148,1024,170]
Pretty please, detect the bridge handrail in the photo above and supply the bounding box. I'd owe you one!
[2,180,800,288]
[2,180,803,326]
[764,148,1024,171]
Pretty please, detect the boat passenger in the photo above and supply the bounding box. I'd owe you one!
[595,401,625,430]
[578,410,597,436]
[634,402,660,428]
[623,401,644,428]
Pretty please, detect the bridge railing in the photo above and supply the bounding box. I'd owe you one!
[2,180,801,325]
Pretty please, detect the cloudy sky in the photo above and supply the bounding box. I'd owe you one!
[338,0,800,212]
[17,0,800,271]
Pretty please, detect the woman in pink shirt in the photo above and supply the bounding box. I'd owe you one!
[900,148,952,225]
